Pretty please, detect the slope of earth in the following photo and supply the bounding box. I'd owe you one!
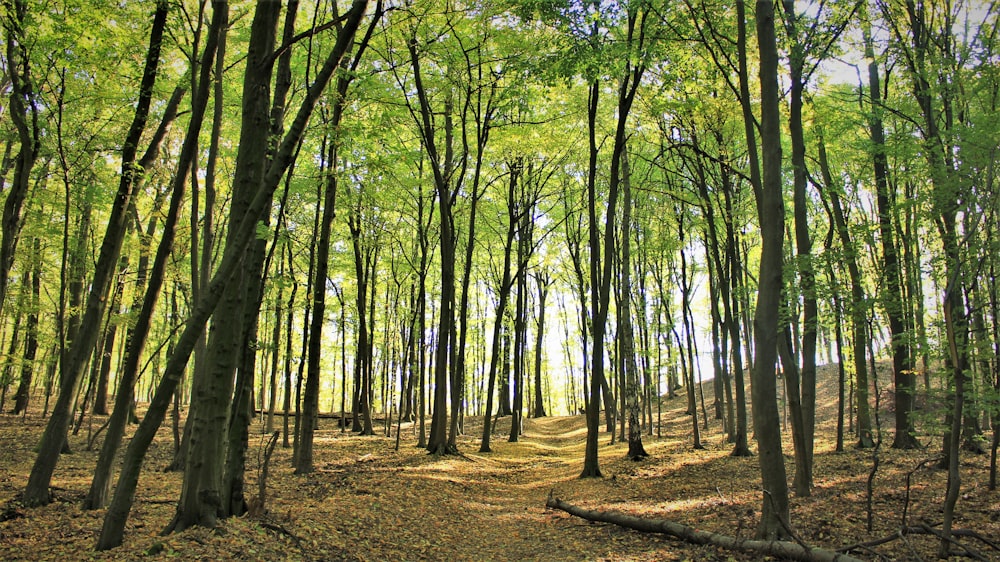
[1,367,998,561]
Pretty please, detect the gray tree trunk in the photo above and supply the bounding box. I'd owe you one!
[749,0,791,540]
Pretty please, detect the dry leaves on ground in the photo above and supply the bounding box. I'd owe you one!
[1,380,998,561]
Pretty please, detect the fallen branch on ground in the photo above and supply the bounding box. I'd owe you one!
[259,521,303,549]
[837,522,998,561]
[545,493,862,562]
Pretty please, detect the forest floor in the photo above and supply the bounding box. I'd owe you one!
[1,369,999,561]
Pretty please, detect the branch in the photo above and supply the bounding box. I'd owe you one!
[545,494,862,562]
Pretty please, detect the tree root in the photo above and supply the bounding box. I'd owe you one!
[545,493,862,562]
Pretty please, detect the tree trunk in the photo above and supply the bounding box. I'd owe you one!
[749,0,791,540]
[510,188,534,442]
[0,0,40,314]
[11,239,39,415]
[780,0,817,495]
[406,33,458,456]
[532,271,550,419]
[863,8,917,450]
[22,1,170,508]
[620,150,647,461]
[95,2,369,548]
[170,1,278,532]
[479,165,520,453]
[816,134,873,448]
[583,6,646,478]
[299,80,349,472]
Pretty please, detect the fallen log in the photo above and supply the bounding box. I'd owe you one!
[545,495,862,562]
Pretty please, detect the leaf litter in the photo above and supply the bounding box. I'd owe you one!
[1,374,998,561]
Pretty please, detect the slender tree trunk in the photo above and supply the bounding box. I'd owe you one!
[863,8,917,450]
[11,239,39,415]
[749,0,791,540]
[300,91,345,471]
[22,2,170,508]
[583,7,646,477]
[816,132,872,449]
[533,271,550,418]
[266,277,282,433]
[479,166,519,453]
[780,0,817,495]
[620,150,647,460]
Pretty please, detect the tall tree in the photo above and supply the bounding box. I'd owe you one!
[169,0,282,531]
[0,0,40,314]
[96,1,370,548]
[401,7,463,455]
[748,0,790,540]
[581,0,648,479]
[620,149,648,460]
[296,0,381,474]
[21,1,171,507]
[863,2,916,450]
[82,57,203,513]
[479,162,522,453]
[881,0,983,552]
[532,269,552,419]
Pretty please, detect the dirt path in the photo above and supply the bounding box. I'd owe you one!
[0,410,709,561]
[288,415,671,561]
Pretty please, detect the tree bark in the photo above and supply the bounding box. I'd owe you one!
[532,271,550,419]
[816,132,872,449]
[780,0,817,494]
[479,165,520,453]
[749,0,791,540]
[406,31,458,456]
[10,238,39,415]
[583,6,646,478]
[82,77,189,511]
[171,0,279,532]
[863,8,916,450]
[297,0,378,470]
[620,150,647,460]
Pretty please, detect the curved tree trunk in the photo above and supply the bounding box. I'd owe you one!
[82,76,196,513]
[21,1,170,508]
[170,1,278,532]
[95,2,370,548]
[0,0,41,315]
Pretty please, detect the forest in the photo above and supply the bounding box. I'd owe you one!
[0,0,999,560]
